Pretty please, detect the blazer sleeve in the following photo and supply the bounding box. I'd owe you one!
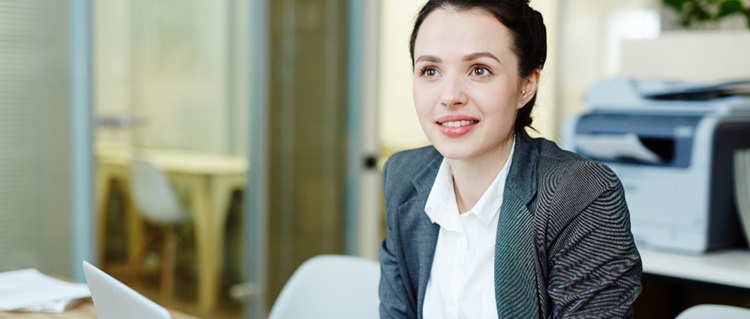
[379,158,417,319]
[545,164,642,319]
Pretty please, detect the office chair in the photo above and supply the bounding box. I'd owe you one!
[128,152,191,298]
[675,304,750,319]
[268,254,380,319]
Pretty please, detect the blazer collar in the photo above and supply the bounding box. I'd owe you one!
[411,139,539,205]
[404,147,442,319]
[504,137,539,205]
[494,137,542,318]
[403,140,543,318]
[411,147,443,196]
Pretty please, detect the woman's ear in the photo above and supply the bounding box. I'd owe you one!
[517,69,540,109]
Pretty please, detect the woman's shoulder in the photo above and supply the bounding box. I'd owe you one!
[533,138,621,191]
[524,140,622,210]
[384,145,441,175]
[382,145,442,199]
[529,138,629,231]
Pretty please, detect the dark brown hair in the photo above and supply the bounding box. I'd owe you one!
[409,0,547,140]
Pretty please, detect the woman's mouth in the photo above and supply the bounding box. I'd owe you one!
[436,118,479,138]
[440,120,477,128]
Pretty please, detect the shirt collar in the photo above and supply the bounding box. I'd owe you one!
[424,158,462,232]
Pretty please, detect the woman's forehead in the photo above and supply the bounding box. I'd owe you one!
[414,8,514,61]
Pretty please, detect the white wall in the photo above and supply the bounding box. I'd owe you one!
[556,0,660,134]
[379,0,429,154]
[95,0,135,145]
[130,1,230,153]
[620,31,750,83]
[95,0,248,155]
[530,0,559,140]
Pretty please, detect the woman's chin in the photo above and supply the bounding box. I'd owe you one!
[433,145,474,161]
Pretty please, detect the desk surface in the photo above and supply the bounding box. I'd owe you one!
[640,247,750,289]
[0,300,200,319]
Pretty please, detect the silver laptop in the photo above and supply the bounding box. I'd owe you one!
[82,261,172,319]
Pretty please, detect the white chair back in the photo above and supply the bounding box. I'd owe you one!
[268,254,380,319]
[129,153,187,224]
[676,304,750,319]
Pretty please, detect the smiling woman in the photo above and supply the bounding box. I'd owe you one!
[411,7,533,171]
[378,1,642,318]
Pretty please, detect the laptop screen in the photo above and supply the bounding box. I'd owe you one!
[82,261,172,319]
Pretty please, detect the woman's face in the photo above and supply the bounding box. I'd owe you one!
[413,7,533,163]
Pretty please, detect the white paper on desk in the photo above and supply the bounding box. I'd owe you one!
[0,268,90,312]
[575,133,662,164]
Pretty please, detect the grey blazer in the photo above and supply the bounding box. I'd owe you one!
[379,137,642,319]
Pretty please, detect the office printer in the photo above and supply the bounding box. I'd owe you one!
[562,77,750,253]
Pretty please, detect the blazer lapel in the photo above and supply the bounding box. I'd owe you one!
[399,151,441,319]
[397,197,438,318]
[495,139,541,318]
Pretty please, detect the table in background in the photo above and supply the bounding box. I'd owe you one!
[640,247,750,288]
[638,247,750,317]
[95,145,247,311]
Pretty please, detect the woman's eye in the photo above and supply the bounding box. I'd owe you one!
[471,66,491,77]
[420,67,439,77]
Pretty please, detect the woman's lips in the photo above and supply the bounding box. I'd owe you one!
[436,116,479,138]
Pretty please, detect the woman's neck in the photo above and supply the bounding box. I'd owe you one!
[450,140,514,213]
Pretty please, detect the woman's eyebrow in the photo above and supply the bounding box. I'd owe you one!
[415,55,441,63]
[463,52,501,63]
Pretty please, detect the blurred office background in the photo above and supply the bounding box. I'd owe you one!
[1,0,749,318]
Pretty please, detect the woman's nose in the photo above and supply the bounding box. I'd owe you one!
[439,76,467,108]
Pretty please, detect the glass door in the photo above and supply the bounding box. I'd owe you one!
[94,1,249,318]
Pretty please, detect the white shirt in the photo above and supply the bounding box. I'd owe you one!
[422,142,515,319]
